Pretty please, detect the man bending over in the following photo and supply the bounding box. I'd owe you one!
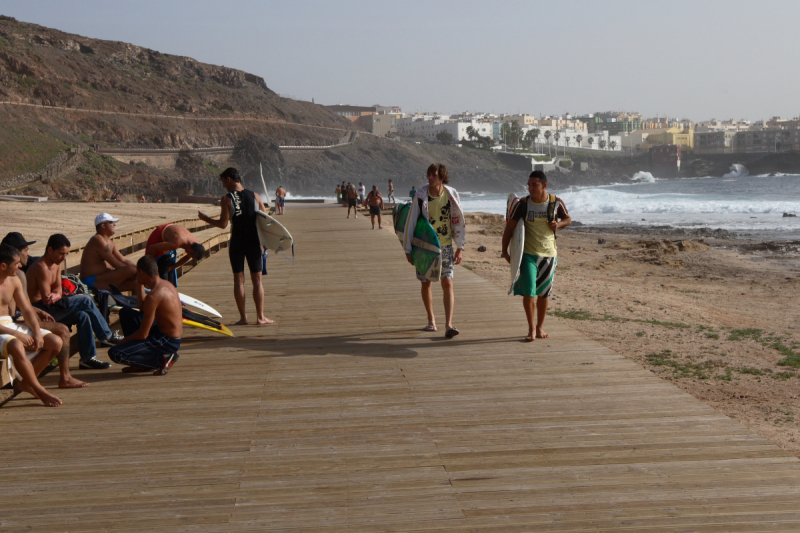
[0,245,66,406]
[108,256,183,375]
[1,233,86,389]
[28,234,119,370]
[145,223,205,285]
[80,213,137,291]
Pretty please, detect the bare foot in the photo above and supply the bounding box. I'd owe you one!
[536,328,549,339]
[256,317,276,325]
[235,319,248,325]
[378,226,382,229]
[525,331,535,342]
[19,381,62,407]
[59,376,89,388]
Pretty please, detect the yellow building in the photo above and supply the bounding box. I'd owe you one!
[645,127,694,151]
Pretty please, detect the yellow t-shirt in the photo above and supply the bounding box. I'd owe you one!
[427,189,452,246]
[521,196,558,257]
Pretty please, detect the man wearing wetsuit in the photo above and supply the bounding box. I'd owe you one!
[145,224,205,286]
[199,167,275,326]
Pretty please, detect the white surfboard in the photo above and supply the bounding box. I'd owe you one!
[143,289,222,318]
[256,210,293,255]
[507,193,525,295]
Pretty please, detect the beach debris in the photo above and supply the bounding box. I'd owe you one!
[598,239,606,245]
[477,246,487,252]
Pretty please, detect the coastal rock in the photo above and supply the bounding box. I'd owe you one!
[783,213,797,218]
[477,246,487,252]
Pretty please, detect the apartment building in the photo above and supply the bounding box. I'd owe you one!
[733,129,798,153]
[694,131,736,154]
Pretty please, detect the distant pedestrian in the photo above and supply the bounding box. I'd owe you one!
[340,181,347,205]
[335,185,342,204]
[358,182,366,205]
[346,184,359,218]
[403,164,465,338]
[388,179,395,205]
[366,185,384,229]
[409,185,417,199]
[501,170,571,342]
[275,185,286,215]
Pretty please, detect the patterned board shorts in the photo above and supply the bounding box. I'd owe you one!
[513,254,557,298]
[417,244,455,282]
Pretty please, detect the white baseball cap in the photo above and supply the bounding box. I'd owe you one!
[94,213,119,226]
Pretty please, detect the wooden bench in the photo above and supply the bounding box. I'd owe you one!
[0,219,231,406]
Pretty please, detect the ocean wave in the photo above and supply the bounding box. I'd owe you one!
[631,171,656,183]
[558,188,800,215]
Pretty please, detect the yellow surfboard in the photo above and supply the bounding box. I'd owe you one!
[182,319,234,338]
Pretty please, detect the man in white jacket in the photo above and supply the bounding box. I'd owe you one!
[403,163,466,338]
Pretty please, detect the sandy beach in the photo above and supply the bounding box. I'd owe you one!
[457,212,800,456]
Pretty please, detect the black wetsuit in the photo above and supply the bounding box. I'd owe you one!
[227,189,263,274]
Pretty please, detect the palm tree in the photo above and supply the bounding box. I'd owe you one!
[544,130,552,156]
[609,140,617,151]
[465,126,476,141]
[532,128,540,152]
[576,134,583,148]
[553,132,561,156]
[588,136,594,149]
[599,139,606,150]
[523,130,536,150]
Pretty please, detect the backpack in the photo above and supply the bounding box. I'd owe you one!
[521,194,559,239]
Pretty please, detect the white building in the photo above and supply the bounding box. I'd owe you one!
[397,117,493,143]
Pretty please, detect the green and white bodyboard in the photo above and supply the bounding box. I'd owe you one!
[393,203,442,282]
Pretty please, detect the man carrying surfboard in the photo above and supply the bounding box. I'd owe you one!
[501,170,571,342]
[404,163,466,338]
[108,256,183,375]
[198,167,275,326]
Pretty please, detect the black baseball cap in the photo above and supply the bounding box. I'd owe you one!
[1,232,36,250]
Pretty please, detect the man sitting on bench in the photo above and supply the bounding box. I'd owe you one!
[79,213,138,291]
[1,233,86,390]
[0,245,68,407]
[108,256,183,376]
[145,223,205,285]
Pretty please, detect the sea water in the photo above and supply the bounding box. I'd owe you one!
[458,174,800,241]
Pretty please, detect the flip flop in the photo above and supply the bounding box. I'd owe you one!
[445,327,460,338]
[423,325,437,332]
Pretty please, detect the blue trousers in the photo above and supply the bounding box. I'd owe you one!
[108,308,181,370]
[35,294,113,362]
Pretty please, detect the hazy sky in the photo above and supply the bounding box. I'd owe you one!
[2,0,799,121]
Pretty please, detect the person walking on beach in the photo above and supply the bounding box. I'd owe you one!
[387,180,395,205]
[358,182,366,206]
[335,184,342,204]
[199,167,275,326]
[275,185,287,215]
[108,256,184,375]
[79,213,138,292]
[501,170,571,342]
[366,185,384,229]
[409,184,417,199]
[340,181,347,205]
[403,163,465,338]
[27,234,120,370]
[346,184,359,218]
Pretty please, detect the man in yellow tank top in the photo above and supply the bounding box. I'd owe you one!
[501,171,571,342]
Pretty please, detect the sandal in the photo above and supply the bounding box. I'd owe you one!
[423,325,437,332]
[445,327,460,338]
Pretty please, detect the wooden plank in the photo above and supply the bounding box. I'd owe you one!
[2,204,800,532]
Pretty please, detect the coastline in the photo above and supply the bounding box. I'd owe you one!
[461,212,800,456]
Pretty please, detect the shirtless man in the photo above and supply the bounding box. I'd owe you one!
[387,179,395,205]
[346,184,359,219]
[28,234,118,370]
[366,185,385,229]
[275,185,287,215]
[145,223,206,285]
[108,256,183,375]
[80,213,137,291]
[0,244,66,406]
[1,233,86,389]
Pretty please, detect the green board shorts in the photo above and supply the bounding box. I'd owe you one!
[513,254,557,298]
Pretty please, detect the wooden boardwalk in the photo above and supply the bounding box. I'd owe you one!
[3,205,800,532]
